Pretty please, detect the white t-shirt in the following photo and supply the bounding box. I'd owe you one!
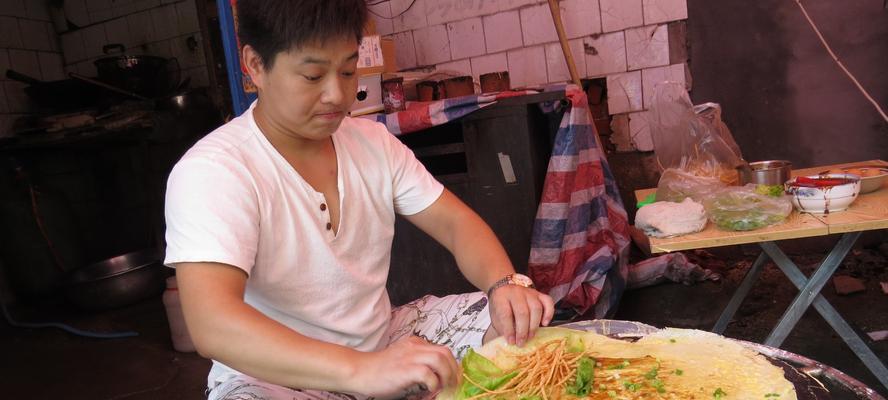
[163,104,444,385]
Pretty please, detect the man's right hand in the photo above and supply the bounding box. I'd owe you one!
[350,335,460,398]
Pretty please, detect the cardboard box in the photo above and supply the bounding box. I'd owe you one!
[357,35,396,75]
[349,73,383,116]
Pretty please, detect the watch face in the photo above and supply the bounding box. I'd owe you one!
[511,273,534,287]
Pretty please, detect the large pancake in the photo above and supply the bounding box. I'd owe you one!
[439,326,797,399]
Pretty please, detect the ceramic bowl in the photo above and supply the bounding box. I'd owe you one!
[784,174,861,214]
[846,167,888,194]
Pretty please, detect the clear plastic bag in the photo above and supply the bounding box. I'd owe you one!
[702,185,792,231]
[650,82,745,187]
[655,168,725,203]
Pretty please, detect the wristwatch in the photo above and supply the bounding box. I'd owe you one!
[486,273,534,297]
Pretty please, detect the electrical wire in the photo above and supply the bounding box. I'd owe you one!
[1,295,138,339]
[368,0,416,19]
[793,0,888,123]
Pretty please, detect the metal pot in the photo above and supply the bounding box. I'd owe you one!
[64,249,168,311]
[737,160,793,186]
[93,44,181,98]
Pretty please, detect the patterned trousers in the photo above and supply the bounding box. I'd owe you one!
[207,292,491,400]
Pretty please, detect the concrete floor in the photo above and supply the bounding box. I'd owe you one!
[2,243,886,399]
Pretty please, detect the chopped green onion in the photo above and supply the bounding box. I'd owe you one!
[674,369,684,376]
[714,387,727,398]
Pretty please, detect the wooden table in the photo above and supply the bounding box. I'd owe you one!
[634,159,888,391]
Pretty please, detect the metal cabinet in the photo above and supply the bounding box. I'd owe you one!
[387,91,566,305]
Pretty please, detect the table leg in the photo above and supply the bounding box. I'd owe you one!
[759,237,888,391]
[712,251,769,334]
[762,232,860,346]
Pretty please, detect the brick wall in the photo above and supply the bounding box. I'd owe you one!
[0,0,64,135]
[58,0,207,92]
[370,0,692,152]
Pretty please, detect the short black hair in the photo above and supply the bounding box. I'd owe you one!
[236,0,368,69]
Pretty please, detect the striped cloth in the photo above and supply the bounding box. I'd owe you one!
[528,85,632,319]
[365,85,706,320]
[368,90,539,135]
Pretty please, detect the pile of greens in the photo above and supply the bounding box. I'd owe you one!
[703,185,792,231]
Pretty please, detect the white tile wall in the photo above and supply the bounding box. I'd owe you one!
[643,0,688,25]
[583,31,627,77]
[641,63,687,108]
[391,0,428,33]
[606,70,642,114]
[46,23,60,51]
[0,50,9,74]
[0,17,23,48]
[436,59,473,77]
[413,24,451,66]
[19,20,52,51]
[9,49,41,79]
[65,0,91,28]
[545,39,586,83]
[368,2,394,36]
[0,84,8,114]
[37,52,66,81]
[151,4,179,40]
[470,52,508,83]
[24,0,51,21]
[507,45,547,88]
[609,114,634,151]
[4,81,31,113]
[427,0,499,26]
[81,24,108,59]
[483,11,522,54]
[625,24,668,70]
[561,0,602,38]
[104,17,132,48]
[171,34,204,68]
[497,0,540,12]
[391,31,417,70]
[0,0,26,18]
[87,0,113,24]
[126,10,156,44]
[628,110,653,151]
[60,31,85,64]
[447,18,486,60]
[600,0,643,33]
[520,4,557,46]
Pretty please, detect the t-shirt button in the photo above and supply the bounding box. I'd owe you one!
[326,222,332,230]
[320,203,327,211]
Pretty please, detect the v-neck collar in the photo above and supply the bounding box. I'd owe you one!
[248,107,345,239]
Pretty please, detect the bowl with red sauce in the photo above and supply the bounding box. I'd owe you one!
[784,174,861,214]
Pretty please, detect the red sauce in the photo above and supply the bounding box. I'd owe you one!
[790,176,854,188]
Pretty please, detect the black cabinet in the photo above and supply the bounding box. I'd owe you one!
[387,91,566,305]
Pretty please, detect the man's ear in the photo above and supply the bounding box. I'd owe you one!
[242,44,266,89]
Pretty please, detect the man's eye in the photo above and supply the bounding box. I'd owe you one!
[302,75,322,82]
[342,71,355,77]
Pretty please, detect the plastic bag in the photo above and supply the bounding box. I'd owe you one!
[702,185,792,231]
[655,168,725,203]
[650,82,745,187]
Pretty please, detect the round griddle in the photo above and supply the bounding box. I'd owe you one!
[558,320,883,400]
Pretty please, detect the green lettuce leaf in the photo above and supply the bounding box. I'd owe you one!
[458,349,518,399]
[565,356,595,397]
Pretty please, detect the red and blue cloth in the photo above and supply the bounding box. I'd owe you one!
[366,85,699,320]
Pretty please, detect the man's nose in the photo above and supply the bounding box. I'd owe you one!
[320,76,345,105]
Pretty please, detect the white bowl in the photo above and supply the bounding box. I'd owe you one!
[784,174,861,214]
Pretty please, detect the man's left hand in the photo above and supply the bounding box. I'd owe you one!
[487,285,555,347]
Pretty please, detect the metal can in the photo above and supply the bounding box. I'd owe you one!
[381,76,406,113]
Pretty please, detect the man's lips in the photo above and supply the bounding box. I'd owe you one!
[314,111,344,119]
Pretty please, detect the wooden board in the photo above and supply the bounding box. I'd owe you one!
[794,160,888,234]
[632,160,886,253]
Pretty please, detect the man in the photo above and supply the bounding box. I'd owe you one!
[164,1,554,399]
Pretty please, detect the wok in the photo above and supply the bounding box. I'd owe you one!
[93,44,180,98]
[64,249,168,311]
[5,69,111,111]
[561,320,884,400]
